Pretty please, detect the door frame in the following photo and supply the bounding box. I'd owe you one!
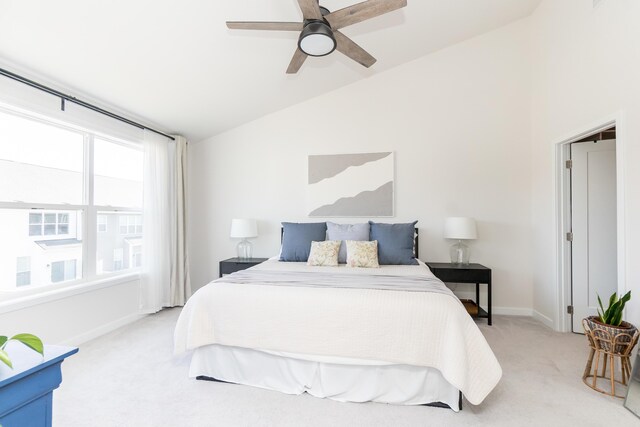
[554,112,627,333]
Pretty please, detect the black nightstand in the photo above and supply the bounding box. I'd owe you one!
[425,262,492,325]
[219,257,268,277]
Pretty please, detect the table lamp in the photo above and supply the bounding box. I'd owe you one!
[230,219,258,260]
[444,217,477,265]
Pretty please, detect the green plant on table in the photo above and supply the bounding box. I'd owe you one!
[0,334,44,369]
[597,291,632,327]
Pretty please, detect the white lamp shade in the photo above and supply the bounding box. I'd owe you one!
[230,219,258,238]
[444,217,477,240]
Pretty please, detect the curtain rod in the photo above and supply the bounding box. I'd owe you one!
[0,67,175,141]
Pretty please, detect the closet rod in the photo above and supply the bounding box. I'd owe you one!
[0,66,175,141]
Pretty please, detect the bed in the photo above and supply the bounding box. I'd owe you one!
[174,248,502,411]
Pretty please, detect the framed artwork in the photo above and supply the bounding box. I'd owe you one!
[307,152,394,217]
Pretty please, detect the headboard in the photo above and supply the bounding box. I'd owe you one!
[280,227,419,259]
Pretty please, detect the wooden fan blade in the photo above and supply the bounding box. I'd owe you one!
[326,0,407,30]
[286,48,308,74]
[297,0,323,19]
[334,31,376,68]
[226,21,303,31]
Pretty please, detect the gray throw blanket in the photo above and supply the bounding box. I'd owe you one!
[218,269,454,295]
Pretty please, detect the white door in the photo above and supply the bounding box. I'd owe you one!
[571,139,617,333]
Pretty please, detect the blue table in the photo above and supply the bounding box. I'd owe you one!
[0,345,78,427]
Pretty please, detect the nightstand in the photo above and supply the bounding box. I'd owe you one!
[219,257,268,277]
[425,262,492,325]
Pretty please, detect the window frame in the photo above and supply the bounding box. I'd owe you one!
[0,105,143,299]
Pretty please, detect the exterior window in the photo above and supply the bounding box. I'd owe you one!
[119,215,142,235]
[51,259,77,283]
[113,249,124,271]
[119,216,127,234]
[28,212,71,236]
[57,213,69,234]
[131,245,142,268]
[28,213,42,236]
[16,257,31,286]
[97,215,108,232]
[44,213,56,235]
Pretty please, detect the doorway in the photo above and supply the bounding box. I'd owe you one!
[569,129,617,332]
[556,119,626,333]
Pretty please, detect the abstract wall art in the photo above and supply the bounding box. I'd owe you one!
[307,152,394,217]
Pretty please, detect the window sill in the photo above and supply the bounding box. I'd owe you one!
[0,272,140,315]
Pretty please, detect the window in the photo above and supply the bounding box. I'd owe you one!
[119,215,142,235]
[113,248,124,271]
[97,215,108,232]
[28,213,42,236]
[51,259,77,283]
[28,212,70,236]
[16,256,31,286]
[0,107,143,296]
[96,212,142,275]
[94,138,143,208]
[0,111,83,205]
[131,245,142,268]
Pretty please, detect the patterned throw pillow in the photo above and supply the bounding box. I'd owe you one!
[307,240,341,266]
[345,240,380,268]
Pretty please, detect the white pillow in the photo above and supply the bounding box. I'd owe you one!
[345,240,380,268]
[307,240,341,266]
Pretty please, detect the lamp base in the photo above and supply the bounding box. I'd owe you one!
[237,239,253,260]
[450,240,470,265]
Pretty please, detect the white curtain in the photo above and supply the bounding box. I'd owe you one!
[168,136,191,306]
[140,131,191,313]
[141,130,171,312]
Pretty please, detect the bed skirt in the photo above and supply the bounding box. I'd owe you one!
[189,344,461,411]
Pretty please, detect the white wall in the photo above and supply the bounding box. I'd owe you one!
[189,19,534,315]
[0,278,142,345]
[530,0,640,327]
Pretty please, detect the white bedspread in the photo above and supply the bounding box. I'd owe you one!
[174,259,502,405]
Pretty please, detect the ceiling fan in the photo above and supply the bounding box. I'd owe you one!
[226,0,408,73]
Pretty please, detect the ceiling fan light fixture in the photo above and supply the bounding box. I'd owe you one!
[298,21,336,57]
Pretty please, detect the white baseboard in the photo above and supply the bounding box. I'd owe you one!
[60,312,147,347]
[492,306,533,316]
[532,310,555,329]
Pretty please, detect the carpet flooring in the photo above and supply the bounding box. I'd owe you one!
[53,309,639,426]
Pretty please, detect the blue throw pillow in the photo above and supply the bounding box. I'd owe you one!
[369,221,418,265]
[280,222,327,262]
[326,222,370,264]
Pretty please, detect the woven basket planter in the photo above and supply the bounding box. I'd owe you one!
[583,316,638,355]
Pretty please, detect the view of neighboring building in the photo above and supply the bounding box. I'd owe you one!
[0,108,142,293]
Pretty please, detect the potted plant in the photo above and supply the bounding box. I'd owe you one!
[1,333,77,427]
[0,333,43,368]
[584,291,636,354]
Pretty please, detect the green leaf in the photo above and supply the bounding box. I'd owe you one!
[608,292,618,309]
[597,295,606,322]
[0,336,7,348]
[606,300,621,324]
[10,334,43,355]
[0,348,12,369]
[612,311,623,327]
[620,291,631,306]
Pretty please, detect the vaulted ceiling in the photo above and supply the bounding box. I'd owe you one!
[0,0,540,141]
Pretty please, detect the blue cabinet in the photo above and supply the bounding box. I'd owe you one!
[0,345,78,427]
